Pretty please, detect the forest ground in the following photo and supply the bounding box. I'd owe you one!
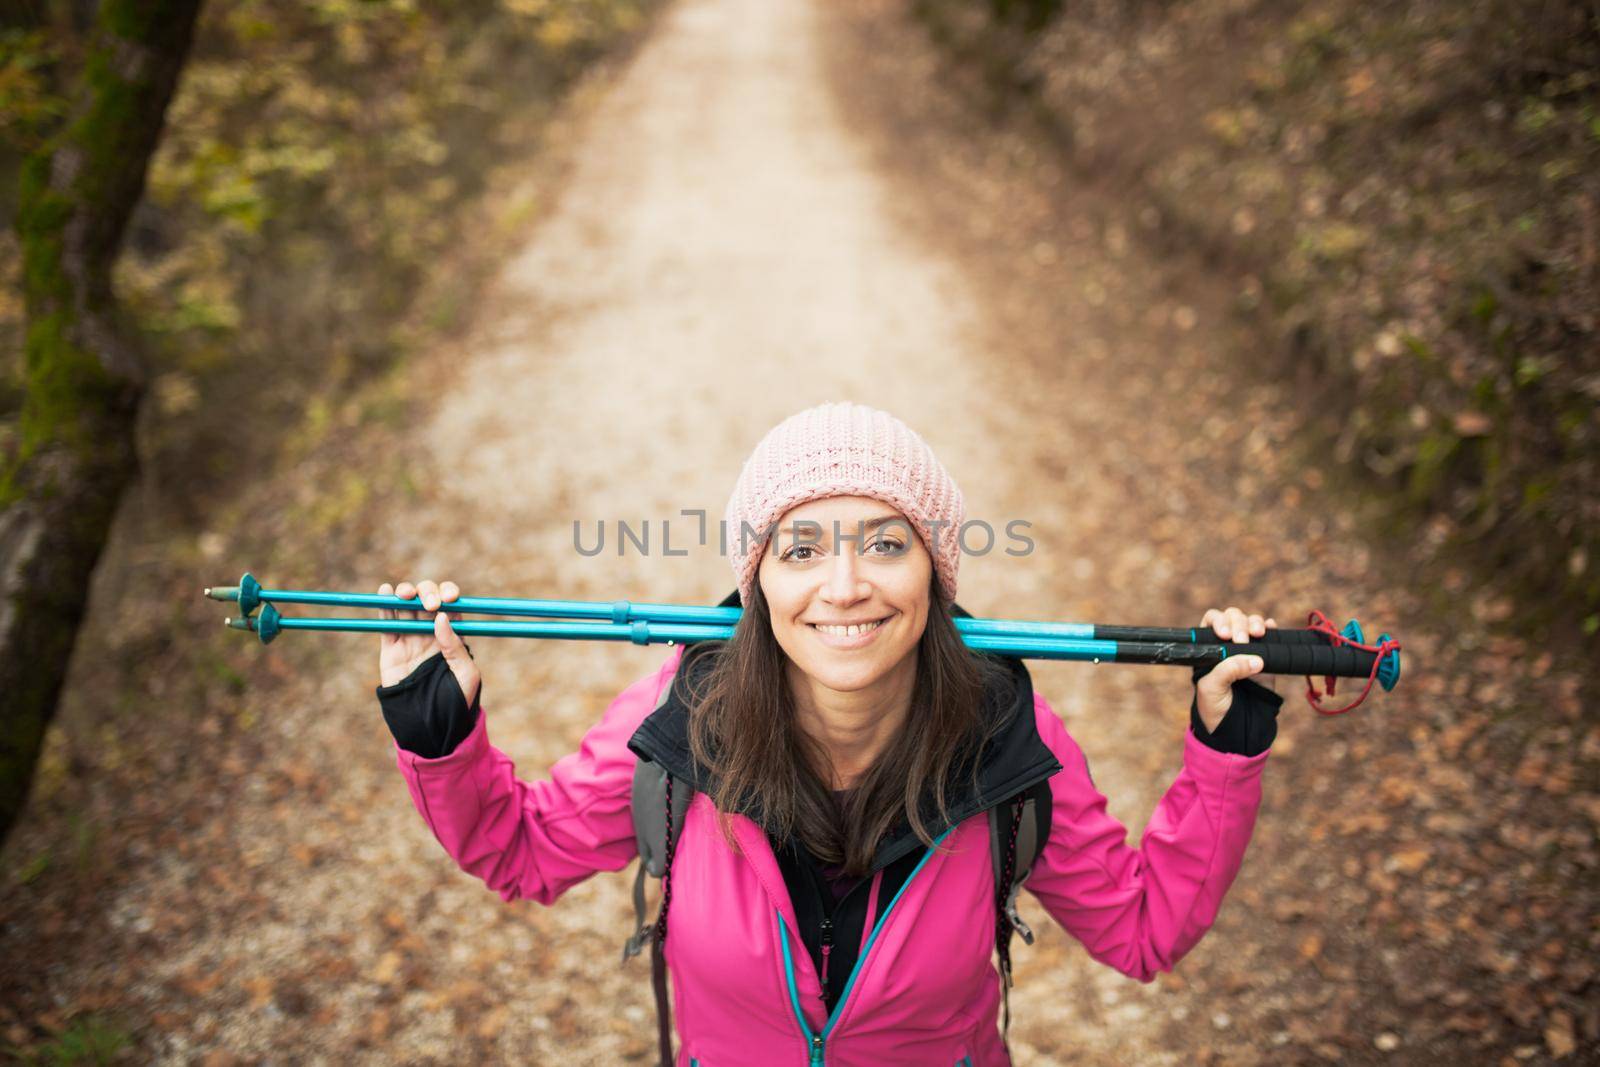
[1,0,1594,1063]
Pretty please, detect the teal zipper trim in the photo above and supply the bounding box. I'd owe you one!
[778,825,957,1066]
[778,927,821,1064]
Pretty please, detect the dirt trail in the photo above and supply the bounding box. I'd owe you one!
[2,0,1590,1063]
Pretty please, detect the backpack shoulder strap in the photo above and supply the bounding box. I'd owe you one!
[989,778,1053,1050]
[623,674,694,1067]
[622,678,692,962]
[988,779,1052,944]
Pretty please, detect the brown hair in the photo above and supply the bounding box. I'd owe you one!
[682,577,1013,875]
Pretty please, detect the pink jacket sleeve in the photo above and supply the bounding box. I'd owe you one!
[392,648,682,905]
[1024,690,1269,982]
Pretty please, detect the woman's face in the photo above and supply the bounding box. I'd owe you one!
[757,495,932,694]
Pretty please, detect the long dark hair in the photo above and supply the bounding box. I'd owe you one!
[682,576,1013,875]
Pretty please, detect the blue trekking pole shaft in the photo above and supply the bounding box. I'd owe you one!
[225,610,728,645]
[205,580,730,626]
[203,573,1333,645]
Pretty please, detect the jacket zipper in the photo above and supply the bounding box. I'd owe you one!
[779,824,957,1066]
[802,847,869,1007]
[818,917,833,1002]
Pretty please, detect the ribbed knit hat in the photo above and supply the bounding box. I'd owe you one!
[723,401,965,605]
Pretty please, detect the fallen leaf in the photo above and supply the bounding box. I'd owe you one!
[1545,1010,1576,1059]
[476,1005,508,1039]
[1388,848,1431,874]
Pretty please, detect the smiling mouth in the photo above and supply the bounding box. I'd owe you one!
[807,615,892,637]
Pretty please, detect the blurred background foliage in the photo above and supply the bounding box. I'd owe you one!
[0,0,654,526]
[923,0,1600,642]
[4,0,1592,640]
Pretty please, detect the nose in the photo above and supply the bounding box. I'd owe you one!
[818,550,869,606]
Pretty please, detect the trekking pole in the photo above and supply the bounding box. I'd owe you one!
[203,572,1337,644]
[205,574,1403,713]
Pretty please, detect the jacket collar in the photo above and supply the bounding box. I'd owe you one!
[626,589,1063,873]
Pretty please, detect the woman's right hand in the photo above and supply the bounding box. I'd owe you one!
[378,578,480,708]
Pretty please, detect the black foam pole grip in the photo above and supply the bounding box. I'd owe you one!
[1251,641,1377,679]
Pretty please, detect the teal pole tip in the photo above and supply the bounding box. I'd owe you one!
[253,601,281,644]
[1377,633,1401,691]
[1343,618,1401,691]
[224,606,280,643]
[236,572,263,616]
[203,572,262,614]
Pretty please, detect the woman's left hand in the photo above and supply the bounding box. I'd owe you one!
[1194,606,1277,733]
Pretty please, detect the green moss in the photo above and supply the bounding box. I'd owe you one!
[200,648,247,694]
[1469,287,1497,325]
[13,848,49,885]
[1513,355,1550,389]
[1521,476,1555,511]
[1478,432,1504,499]
[1471,373,1500,408]
[10,43,152,475]
[1407,429,1460,503]
[1515,99,1557,134]
[13,1012,132,1064]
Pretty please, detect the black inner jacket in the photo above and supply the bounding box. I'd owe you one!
[378,591,1282,1018]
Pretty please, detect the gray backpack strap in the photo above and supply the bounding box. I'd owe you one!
[989,782,1051,947]
[622,758,693,960]
[622,671,695,1067]
[622,674,689,963]
[989,780,1053,1050]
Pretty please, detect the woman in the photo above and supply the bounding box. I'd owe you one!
[374,401,1283,1066]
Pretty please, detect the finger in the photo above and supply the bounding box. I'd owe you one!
[1203,609,1229,639]
[1229,653,1265,681]
[441,580,460,604]
[435,613,480,704]
[1200,651,1262,695]
[1214,606,1238,642]
[1265,617,1278,629]
[1227,606,1249,643]
[395,580,421,621]
[1247,613,1265,637]
[417,579,440,613]
[436,609,467,657]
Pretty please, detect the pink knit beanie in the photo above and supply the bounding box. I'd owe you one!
[723,401,965,605]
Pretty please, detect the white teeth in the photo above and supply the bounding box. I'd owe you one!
[813,619,885,637]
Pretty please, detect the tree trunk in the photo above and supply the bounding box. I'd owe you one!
[0,0,203,850]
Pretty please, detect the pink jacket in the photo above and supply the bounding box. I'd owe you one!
[393,645,1270,1066]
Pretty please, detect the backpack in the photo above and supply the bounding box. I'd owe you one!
[620,681,1053,1066]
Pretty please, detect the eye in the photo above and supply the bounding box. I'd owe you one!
[866,537,907,557]
[781,544,820,563]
